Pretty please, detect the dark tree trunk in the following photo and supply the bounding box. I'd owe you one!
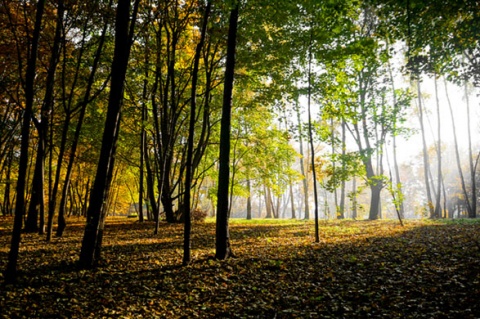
[144,149,158,222]
[79,0,137,268]
[216,3,239,260]
[183,0,211,266]
[44,0,65,241]
[56,8,109,237]
[24,144,44,233]
[4,0,45,284]
[2,149,14,216]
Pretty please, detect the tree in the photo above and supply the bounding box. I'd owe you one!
[183,0,211,266]
[216,2,239,260]
[4,0,46,284]
[79,0,139,268]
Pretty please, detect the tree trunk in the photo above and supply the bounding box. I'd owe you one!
[464,75,477,218]
[433,75,442,218]
[79,0,136,268]
[416,80,435,218]
[289,181,296,219]
[444,78,472,219]
[183,0,211,266]
[351,177,358,219]
[44,0,65,241]
[4,0,45,284]
[296,99,309,220]
[339,120,346,219]
[56,8,109,237]
[216,3,239,260]
[307,31,319,242]
[24,144,44,233]
[265,186,273,218]
[246,178,252,220]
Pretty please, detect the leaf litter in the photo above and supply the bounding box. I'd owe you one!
[0,218,479,318]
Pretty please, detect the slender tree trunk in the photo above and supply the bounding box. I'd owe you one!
[24,144,44,233]
[296,99,309,220]
[216,3,239,260]
[306,32,319,242]
[56,8,109,237]
[4,0,45,284]
[45,0,65,241]
[2,149,13,216]
[464,75,477,218]
[183,0,211,266]
[246,178,252,220]
[433,75,442,218]
[289,181,296,219]
[444,78,472,219]
[416,80,435,217]
[339,120,346,219]
[79,0,137,268]
[144,148,158,221]
[388,58,405,218]
[352,177,358,219]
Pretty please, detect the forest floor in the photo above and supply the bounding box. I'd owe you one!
[1,217,480,318]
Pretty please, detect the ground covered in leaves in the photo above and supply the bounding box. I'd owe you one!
[1,217,480,318]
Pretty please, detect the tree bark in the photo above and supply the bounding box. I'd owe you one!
[79,0,136,268]
[216,3,239,260]
[183,0,211,266]
[416,80,435,217]
[464,75,477,218]
[246,178,252,220]
[433,75,442,218]
[306,30,319,242]
[296,99,309,220]
[56,6,110,237]
[4,0,45,284]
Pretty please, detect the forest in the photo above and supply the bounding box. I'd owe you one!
[0,0,480,317]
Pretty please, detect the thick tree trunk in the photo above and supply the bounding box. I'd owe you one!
[216,3,239,260]
[369,182,382,220]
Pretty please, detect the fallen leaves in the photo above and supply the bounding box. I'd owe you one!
[0,218,479,318]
